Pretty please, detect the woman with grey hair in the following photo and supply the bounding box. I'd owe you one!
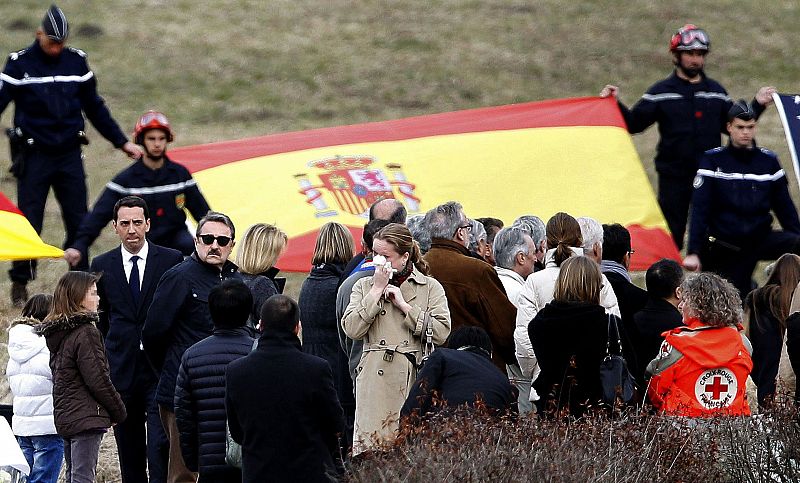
[646,272,753,416]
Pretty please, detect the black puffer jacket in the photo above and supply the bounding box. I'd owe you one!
[35,312,126,437]
[174,327,253,481]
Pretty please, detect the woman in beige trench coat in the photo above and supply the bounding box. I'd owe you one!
[342,223,451,455]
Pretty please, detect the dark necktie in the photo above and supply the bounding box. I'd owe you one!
[129,255,141,306]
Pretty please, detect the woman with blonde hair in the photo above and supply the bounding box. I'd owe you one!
[528,256,611,416]
[35,272,126,483]
[343,223,451,454]
[744,253,800,406]
[297,222,356,451]
[237,223,288,333]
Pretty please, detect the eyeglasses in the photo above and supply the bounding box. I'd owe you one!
[198,234,232,247]
[454,223,472,237]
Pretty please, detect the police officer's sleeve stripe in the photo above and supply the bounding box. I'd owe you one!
[696,168,785,182]
[106,180,198,195]
[0,71,94,86]
[695,91,731,101]
[641,93,683,102]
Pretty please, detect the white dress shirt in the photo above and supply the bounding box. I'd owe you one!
[121,241,149,289]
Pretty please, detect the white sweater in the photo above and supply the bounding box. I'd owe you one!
[6,321,57,436]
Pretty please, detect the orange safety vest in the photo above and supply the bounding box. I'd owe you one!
[646,318,753,417]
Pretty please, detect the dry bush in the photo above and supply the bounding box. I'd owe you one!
[349,403,800,482]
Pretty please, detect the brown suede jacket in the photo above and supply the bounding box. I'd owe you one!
[424,238,517,369]
[35,312,126,437]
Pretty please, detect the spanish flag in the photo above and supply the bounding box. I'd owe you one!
[171,96,680,272]
[0,191,63,260]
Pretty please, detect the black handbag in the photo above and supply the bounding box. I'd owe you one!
[599,314,637,404]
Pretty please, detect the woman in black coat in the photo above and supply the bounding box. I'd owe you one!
[298,222,356,453]
[529,256,610,417]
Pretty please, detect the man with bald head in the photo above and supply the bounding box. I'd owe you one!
[369,198,407,224]
[339,199,408,285]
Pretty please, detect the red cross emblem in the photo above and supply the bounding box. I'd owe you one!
[694,368,737,409]
[704,376,728,400]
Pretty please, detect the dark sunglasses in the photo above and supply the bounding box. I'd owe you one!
[198,234,232,247]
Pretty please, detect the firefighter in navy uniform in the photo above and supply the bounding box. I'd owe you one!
[0,5,142,305]
[64,111,211,267]
[683,101,800,297]
[600,24,776,249]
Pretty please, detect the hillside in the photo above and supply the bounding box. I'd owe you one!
[0,2,799,478]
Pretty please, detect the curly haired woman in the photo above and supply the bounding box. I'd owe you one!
[646,272,753,416]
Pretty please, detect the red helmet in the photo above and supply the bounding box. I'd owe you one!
[133,110,174,144]
[669,24,710,52]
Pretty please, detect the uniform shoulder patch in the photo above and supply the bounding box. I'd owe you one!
[758,147,777,158]
[8,48,27,61]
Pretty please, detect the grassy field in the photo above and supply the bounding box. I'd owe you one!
[0,1,799,480]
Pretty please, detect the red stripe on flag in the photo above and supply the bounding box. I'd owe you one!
[0,192,24,215]
[171,97,625,172]
[627,224,682,271]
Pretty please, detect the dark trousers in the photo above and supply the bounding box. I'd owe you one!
[10,147,88,283]
[63,431,103,483]
[658,174,695,250]
[115,374,168,483]
[701,230,800,298]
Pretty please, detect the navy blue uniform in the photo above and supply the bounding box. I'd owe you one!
[0,41,129,282]
[73,156,211,257]
[688,143,800,296]
[618,71,764,248]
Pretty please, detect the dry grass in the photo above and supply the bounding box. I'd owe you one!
[1,1,799,480]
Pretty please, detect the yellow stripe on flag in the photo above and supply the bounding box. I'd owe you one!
[0,210,64,261]
[193,126,665,234]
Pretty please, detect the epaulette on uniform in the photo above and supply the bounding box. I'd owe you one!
[758,147,777,158]
[705,146,725,155]
[67,47,87,58]
[8,48,27,61]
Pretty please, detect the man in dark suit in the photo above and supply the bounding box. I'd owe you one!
[634,259,685,385]
[601,223,649,382]
[91,196,183,483]
[225,295,344,483]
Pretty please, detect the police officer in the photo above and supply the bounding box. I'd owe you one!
[683,101,800,297]
[0,5,142,305]
[64,111,211,267]
[600,24,775,250]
